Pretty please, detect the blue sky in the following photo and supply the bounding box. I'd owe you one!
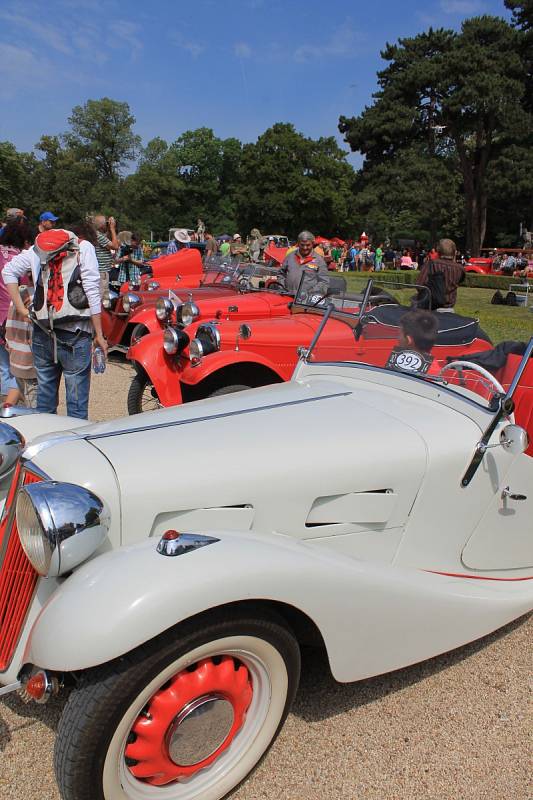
[0,0,511,166]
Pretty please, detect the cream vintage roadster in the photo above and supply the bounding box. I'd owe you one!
[0,293,532,800]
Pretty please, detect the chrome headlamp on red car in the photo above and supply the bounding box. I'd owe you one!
[122,292,141,314]
[189,322,221,363]
[156,297,174,322]
[163,327,190,356]
[16,481,110,577]
[176,301,200,327]
[102,288,119,311]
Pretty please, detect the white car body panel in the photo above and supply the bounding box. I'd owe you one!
[25,531,532,683]
[1,359,532,688]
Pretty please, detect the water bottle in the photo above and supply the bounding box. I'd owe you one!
[92,346,106,374]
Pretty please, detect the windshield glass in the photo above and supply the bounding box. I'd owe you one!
[294,275,507,411]
[201,257,282,290]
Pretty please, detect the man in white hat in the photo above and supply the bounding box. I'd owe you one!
[230,233,247,257]
[167,228,191,255]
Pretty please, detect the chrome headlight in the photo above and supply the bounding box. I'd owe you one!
[156,297,173,321]
[147,280,160,291]
[190,322,220,362]
[16,482,110,577]
[189,338,204,362]
[163,327,190,355]
[176,301,200,327]
[122,292,141,314]
[102,288,119,310]
[0,423,24,477]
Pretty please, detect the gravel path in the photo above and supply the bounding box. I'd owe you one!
[0,359,531,799]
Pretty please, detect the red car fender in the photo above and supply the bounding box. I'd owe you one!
[102,310,129,346]
[128,304,163,337]
[464,265,487,274]
[127,331,183,406]
[180,348,287,388]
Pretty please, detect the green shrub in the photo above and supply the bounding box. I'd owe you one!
[340,269,531,291]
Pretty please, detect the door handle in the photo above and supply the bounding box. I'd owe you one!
[501,486,527,501]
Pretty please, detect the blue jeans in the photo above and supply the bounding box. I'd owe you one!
[32,326,92,419]
[0,344,17,394]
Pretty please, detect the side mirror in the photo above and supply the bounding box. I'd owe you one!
[500,424,529,455]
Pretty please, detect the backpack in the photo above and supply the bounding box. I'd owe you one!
[491,290,505,305]
[505,291,517,307]
[33,229,91,329]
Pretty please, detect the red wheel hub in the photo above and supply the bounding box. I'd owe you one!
[125,656,253,785]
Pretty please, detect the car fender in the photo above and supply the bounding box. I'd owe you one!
[25,531,532,683]
[128,305,162,337]
[127,331,182,406]
[181,349,285,387]
[102,309,128,346]
[464,265,487,274]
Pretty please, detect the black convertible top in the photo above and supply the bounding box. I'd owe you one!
[364,304,489,346]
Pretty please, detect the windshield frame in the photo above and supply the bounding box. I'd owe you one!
[295,276,518,414]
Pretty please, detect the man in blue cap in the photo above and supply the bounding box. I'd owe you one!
[39,211,59,232]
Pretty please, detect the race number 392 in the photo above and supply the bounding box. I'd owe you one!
[386,347,433,374]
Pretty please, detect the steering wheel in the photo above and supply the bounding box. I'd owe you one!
[438,361,505,394]
[265,280,284,292]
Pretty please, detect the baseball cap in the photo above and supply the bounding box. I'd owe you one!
[233,233,241,240]
[39,211,59,222]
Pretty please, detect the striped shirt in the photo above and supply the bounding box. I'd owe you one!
[95,232,114,272]
[5,301,37,379]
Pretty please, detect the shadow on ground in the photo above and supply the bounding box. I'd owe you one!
[293,613,530,723]
[0,612,529,750]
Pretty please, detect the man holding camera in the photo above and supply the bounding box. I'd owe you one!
[94,215,120,294]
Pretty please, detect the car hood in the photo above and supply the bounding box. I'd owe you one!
[72,376,431,545]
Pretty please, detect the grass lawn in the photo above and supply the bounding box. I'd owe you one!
[339,274,532,344]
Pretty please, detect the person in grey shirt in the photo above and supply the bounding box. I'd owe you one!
[279,231,329,296]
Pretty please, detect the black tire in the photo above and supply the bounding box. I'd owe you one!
[209,384,252,398]
[127,373,161,415]
[55,611,300,800]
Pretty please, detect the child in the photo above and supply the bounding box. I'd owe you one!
[396,310,441,375]
[5,285,38,408]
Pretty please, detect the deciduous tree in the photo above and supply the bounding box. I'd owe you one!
[339,17,531,255]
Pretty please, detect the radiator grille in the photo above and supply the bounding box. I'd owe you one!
[0,467,41,671]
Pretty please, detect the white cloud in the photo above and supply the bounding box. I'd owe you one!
[169,31,206,58]
[0,12,73,54]
[0,43,52,98]
[440,0,484,13]
[234,42,252,59]
[294,23,361,63]
[108,20,143,57]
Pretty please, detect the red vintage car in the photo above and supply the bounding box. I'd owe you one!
[137,248,204,292]
[104,262,289,350]
[126,279,493,414]
[103,250,208,349]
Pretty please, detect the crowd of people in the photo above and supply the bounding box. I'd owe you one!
[0,207,109,420]
[0,204,530,422]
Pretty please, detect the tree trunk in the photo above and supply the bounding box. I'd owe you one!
[456,139,490,257]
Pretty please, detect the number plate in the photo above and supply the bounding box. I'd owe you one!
[386,347,434,374]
